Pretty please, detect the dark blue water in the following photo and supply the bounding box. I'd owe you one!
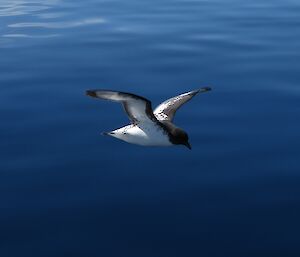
[1,0,300,256]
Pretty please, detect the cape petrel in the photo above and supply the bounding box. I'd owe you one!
[86,87,211,149]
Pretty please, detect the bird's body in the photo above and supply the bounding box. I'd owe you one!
[106,122,172,146]
[86,87,211,149]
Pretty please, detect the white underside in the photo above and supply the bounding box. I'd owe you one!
[107,123,172,146]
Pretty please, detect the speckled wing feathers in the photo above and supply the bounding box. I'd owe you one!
[154,87,211,121]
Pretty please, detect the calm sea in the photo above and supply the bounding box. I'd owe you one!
[1,0,300,256]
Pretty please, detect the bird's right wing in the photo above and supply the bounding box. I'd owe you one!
[154,87,211,121]
[86,90,158,124]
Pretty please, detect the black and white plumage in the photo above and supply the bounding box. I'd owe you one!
[86,87,211,149]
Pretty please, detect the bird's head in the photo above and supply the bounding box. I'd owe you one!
[173,128,192,150]
[178,130,191,150]
[160,121,192,150]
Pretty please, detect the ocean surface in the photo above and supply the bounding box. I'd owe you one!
[1,0,300,256]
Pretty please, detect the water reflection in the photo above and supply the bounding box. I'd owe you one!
[0,0,107,45]
[0,0,61,17]
[8,18,107,29]
[2,33,59,38]
[0,0,63,42]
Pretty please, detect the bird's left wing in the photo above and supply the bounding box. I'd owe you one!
[86,90,158,124]
[154,87,211,121]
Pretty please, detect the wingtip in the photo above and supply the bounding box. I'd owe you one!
[190,87,211,96]
[86,90,98,98]
[199,86,212,92]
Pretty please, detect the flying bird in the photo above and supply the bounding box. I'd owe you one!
[86,87,211,149]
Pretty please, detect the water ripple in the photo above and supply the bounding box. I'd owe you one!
[2,33,59,38]
[0,0,61,17]
[0,5,50,16]
[8,18,107,29]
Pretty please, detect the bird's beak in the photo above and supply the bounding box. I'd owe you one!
[185,142,192,150]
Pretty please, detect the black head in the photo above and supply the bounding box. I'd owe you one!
[171,128,192,150]
[160,121,192,150]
